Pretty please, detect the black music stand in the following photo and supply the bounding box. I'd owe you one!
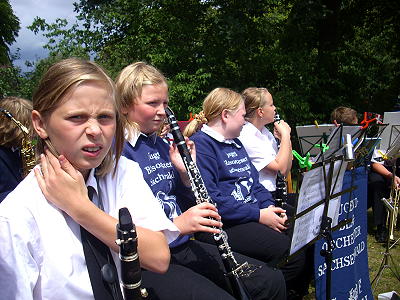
[296,124,335,158]
[282,122,360,299]
[351,124,387,168]
[313,124,364,164]
[280,154,354,300]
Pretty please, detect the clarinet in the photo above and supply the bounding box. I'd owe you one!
[115,208,148,300]
[273,112,288,208]
[165,107,259,300]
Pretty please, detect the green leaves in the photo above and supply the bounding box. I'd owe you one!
[3,0,399,125]
[0,0,20,65]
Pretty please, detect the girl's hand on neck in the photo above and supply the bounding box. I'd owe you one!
[34,149,92,220]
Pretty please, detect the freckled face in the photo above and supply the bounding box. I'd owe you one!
[124,83,169,135]
[38,81,116,178]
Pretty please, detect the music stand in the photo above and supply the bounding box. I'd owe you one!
[296,124,335,158]
[281,153,354,300]
[313,125,364,164]
[351,124,387,168]
[380,111,400,151]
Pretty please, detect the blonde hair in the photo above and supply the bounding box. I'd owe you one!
[0,97,33,148]
[241,87,270,120]
[115,61,167,135]
[331,106,358,125]
[32,58,124,176]
[184,88,243,137]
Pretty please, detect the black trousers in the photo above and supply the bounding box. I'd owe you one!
[142,239,286,300]
[142,264,235,300]
[367,171,389,227]
[196,221,311,297]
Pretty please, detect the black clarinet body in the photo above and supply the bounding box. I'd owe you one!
[273,112,288,208]
[165,107,259,300]
[116,208,148,300]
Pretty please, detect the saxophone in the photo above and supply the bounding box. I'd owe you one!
[0,109,36,177]
[382,165,399,241]
[165,107,260,300]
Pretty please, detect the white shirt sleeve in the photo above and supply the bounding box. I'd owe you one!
[239,124,277,171]
[371,149,385,165]
[105,157,180,244]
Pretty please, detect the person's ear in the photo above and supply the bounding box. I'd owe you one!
[221,109,230,123]
[257,107,264,118]
[31,110,49,139]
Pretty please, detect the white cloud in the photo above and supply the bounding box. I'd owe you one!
[9,0,78,71]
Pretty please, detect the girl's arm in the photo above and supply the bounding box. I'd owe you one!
[263,120,292,176]
[371,162,400,188]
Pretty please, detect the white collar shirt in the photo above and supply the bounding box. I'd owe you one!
[0,156,179,300]
[201,124,242,148]
[125,128,157,148]
[238,122,278,191]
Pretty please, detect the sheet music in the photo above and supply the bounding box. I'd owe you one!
[290,204,324,254]
[290,160,348,255]
[314,125,361,163]
[386,125,400,158]
[380,111,400,151]
[296,124,335,157]
[296,160,348,214]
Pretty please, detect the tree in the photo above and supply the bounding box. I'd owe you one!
[0,0,20,65]
[13,0,400,124]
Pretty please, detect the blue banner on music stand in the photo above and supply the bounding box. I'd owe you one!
[314,167,373,299]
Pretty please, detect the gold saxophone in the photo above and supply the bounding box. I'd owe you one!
[382,165,399,241]
[1,109,36,177]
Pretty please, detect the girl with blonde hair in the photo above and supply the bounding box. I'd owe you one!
[0,58,178,300]
[116,62,286,300]
[238,87,292,194]
[187,87,308,298]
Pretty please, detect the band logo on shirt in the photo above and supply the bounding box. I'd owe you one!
[149,171,175,186]
[156,189,180,219]
[148,152,160,160]
[224,151,250,174]
[231,176,256,203]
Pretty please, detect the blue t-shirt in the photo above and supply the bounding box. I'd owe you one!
[190,130,275,225]
[122,133,192,247]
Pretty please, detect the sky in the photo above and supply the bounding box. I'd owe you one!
[9,0,78,71]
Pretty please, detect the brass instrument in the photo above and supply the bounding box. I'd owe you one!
[382,165,399,241]
[0,108,36,177]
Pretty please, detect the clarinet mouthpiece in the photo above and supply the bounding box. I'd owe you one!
[119,207,133,231]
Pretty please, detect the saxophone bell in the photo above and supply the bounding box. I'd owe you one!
[0,108,36,177]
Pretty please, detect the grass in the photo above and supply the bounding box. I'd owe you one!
[303,209,399,300]
[366,209,400,298]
